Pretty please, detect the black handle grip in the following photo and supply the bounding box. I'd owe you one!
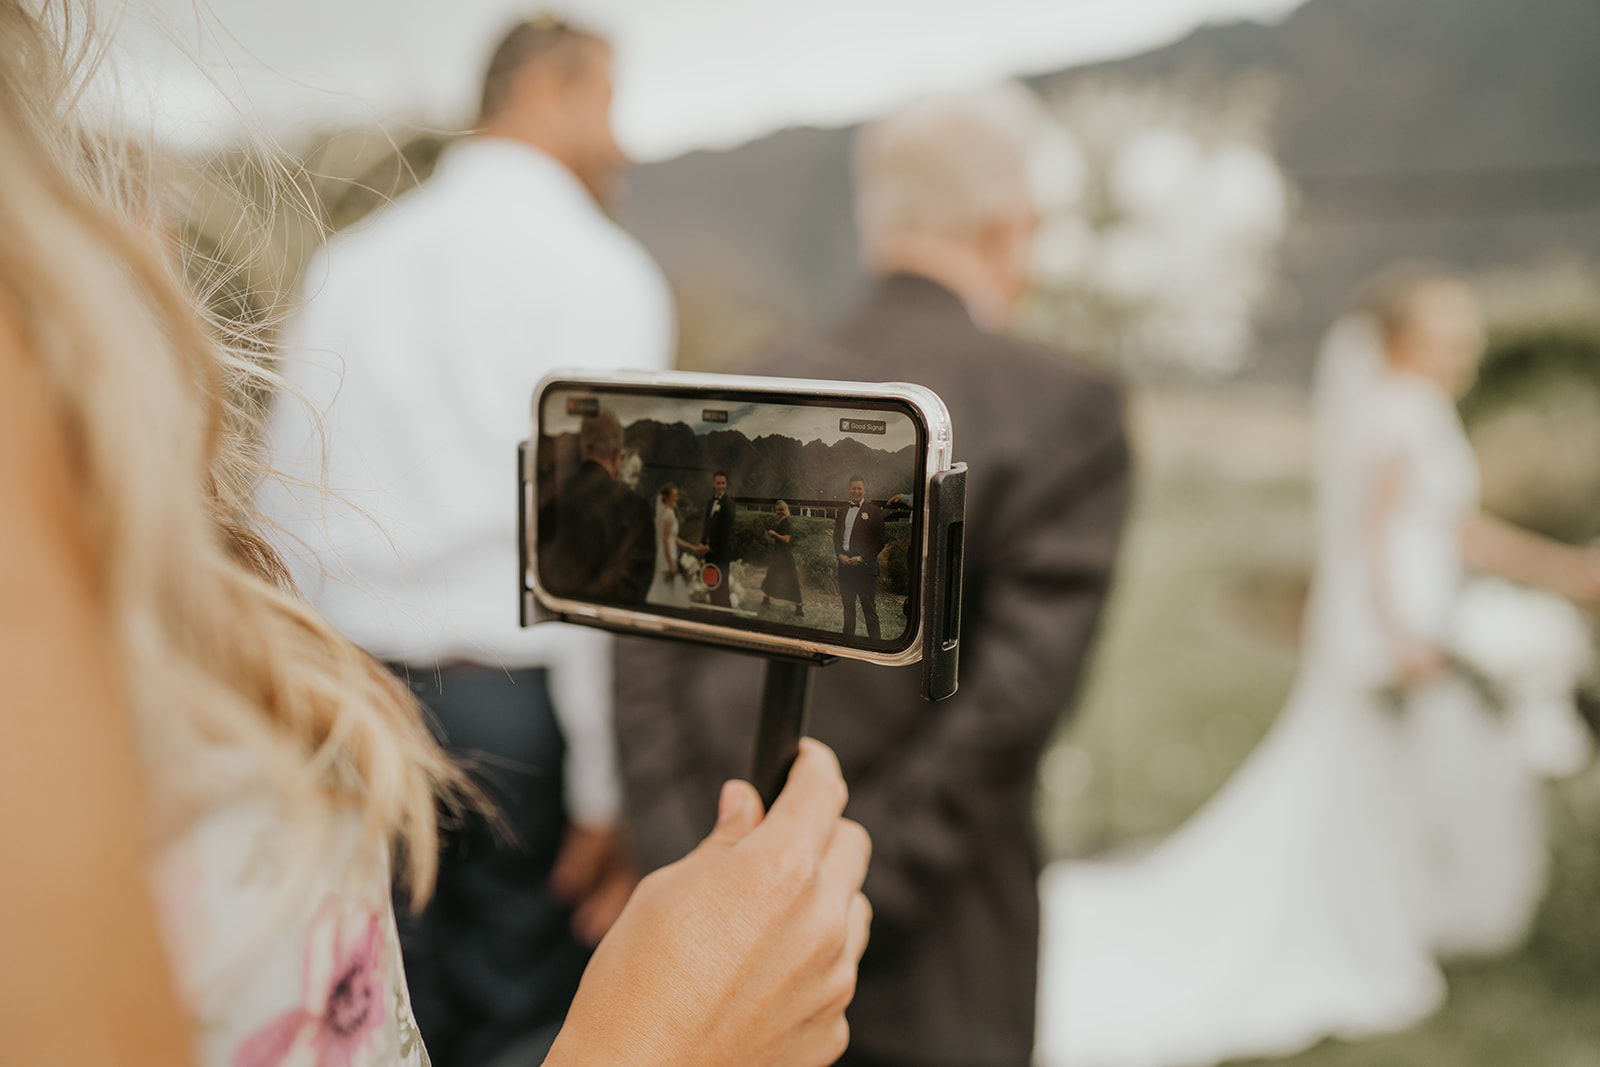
[751,658,814,809]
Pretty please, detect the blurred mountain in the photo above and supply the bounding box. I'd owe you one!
[618,0,1600,380]
[617,126,862,371]
[598,419,916,503]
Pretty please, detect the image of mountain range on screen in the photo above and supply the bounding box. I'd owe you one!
[535,386,923,647]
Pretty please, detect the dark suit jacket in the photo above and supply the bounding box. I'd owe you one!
[614,273,1130,1065]
[701,493,736,563]
[537,460,654,605]
[834,501,887,576]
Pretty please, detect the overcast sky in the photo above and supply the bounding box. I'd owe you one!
[110,0,1304,160]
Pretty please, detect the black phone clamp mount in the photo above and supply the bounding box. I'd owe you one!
[519,441,967,808]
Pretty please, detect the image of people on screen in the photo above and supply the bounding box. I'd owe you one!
[535,390,919,645]
[762,501,804,617]
[536,409,656,604]
[835,476,886,640]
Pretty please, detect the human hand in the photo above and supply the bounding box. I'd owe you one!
[545,740,871,1067]
[837,553,850,565]
[1566,547,1600,605]
[550,824,639,947]
[694,545,709,558]
[1396,635,1446,685]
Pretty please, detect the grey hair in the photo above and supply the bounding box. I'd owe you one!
[853,84,1043,256]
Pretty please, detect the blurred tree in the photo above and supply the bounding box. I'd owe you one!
[1018,73,1293,378]
[1462,322,1600,544]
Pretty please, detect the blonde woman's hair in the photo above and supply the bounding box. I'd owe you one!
[1358,261,1469,348]
[0,0,462,906]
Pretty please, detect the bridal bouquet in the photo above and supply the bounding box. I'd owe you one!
[678,552,750,609]
[1379,579,1596,776]
[1375,651,1504,718]
[680,551,709,602]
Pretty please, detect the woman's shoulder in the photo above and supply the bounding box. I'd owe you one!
[1364,372,1460,441]
[151,772,423,1067]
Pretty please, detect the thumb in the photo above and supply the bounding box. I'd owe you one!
[695,779,764,856]
[648,780,765,888]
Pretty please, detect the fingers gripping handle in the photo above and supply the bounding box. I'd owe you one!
[752,659,814,810]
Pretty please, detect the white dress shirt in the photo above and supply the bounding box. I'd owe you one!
[843,504,862,553]
[257,137,674,826]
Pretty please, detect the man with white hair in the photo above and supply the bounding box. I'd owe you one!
[613,86,1130,1066]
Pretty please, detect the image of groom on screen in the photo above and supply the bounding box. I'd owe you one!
[698,471,736,607]
[834,475,886,640]
[541,410,655,604]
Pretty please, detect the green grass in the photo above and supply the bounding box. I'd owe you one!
[1039,414,1600,1067]
[1040,469,1310,854]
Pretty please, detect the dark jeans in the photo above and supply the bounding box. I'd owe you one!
[839,566,881,639]
[388,663,590,1067]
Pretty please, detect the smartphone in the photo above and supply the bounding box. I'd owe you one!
[519,369,966,699]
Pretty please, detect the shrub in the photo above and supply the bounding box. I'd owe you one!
[1460,326,1600,543]
[791,516,841,597]
[730,511,780,566]
[881,521,914,596]
[714,510,917,597]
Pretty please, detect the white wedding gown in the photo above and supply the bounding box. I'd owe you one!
[647,506,688,607]
[1037,324,1593,1067]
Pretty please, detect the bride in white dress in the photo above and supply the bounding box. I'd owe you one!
[1037,270,1600,1067]
[647,483,694,607]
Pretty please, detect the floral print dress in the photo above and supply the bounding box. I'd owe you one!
[151,775,428,1067]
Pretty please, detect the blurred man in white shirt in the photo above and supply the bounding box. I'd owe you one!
[257,16,672,1067]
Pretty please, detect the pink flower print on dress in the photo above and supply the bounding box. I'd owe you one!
[234,899,388,1067]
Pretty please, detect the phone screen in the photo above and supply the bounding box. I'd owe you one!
[533,383,927,654]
